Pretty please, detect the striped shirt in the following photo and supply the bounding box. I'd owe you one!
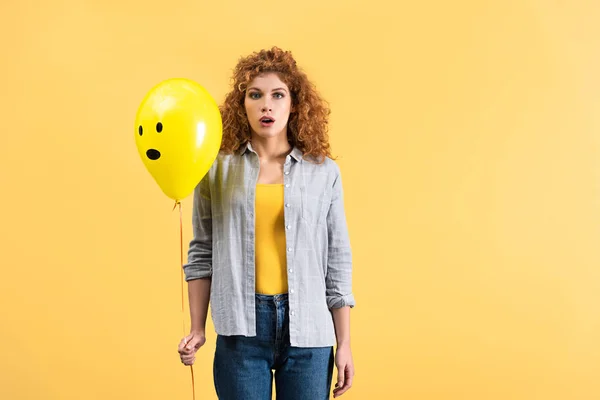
[183,142,355,347]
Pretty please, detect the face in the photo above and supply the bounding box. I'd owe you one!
[244,73,292,140]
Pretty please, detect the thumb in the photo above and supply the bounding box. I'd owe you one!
[182,333,196,349]
[184,333,194,345]
[186,334,204,350]
[336,366,345,388]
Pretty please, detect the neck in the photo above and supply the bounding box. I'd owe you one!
[250,134,292,162]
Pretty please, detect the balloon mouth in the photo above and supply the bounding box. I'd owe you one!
[146,149,161,160]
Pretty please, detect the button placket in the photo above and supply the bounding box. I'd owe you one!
[283,158,294,319]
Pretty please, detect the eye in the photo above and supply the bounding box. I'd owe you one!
[156,122,163,132]
[248,92,261,99]
[273,92,285,99]
[138,125,143,136]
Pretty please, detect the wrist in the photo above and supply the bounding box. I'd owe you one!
[190,328,206,336]
[336,339,351,348]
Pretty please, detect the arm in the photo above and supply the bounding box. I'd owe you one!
[325,165,355,311]
[325,166,355,397]
[179,175,213,365]
[331,306,351,347]
[331,306,353,397]
[188,278,211,334]
[179,277,210,365]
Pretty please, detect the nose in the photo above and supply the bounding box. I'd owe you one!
[261,104,272,112]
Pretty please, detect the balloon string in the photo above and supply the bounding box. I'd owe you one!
[175,200,196,400]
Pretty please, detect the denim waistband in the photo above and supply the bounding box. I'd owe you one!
[255,293,289,305]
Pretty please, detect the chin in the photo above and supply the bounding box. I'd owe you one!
[252,126,286,139]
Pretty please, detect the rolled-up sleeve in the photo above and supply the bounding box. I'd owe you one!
[183,174,212,281]
[325,166,355,309]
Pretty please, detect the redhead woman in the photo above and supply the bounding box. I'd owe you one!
[177,47,355,399]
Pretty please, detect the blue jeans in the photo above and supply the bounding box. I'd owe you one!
[213,293,334,399]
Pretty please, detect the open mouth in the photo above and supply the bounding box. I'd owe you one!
[146,149,161,160]
[260,116,275,127]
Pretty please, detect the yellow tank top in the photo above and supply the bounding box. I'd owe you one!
[254,184,288,295]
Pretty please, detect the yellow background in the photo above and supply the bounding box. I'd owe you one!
[1,0,599,399]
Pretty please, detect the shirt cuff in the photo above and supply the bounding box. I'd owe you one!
[183,264,212,281]
[326,293,356,309]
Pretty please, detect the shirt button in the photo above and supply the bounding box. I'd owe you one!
[286,225,291,230]
[284,171,290,175]
[289,269,293,273]
[288,247,292,252]
[285,203,291,208]
[291,311,295,316]
[290,289,295,294]
[285,184,290,188]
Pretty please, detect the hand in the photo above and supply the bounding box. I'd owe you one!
[333,343,354,398]
[177,331,206,366]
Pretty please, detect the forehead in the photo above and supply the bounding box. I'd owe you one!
[248,73,289,90]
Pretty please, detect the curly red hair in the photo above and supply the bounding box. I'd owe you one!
[219,47,332,163]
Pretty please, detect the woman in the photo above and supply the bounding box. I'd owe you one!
[177,46,355,399]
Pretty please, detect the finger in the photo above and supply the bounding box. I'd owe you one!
[335,364,345,389]
[340,372,353,393]
[187,335,203,350]
[181,353,194,360]
[178,336,192,352]
[334,366,353,397]
[333,382,351,397]
[183,357,196,366]
[334,385,350,397]
[186,337,198,350]
[345,369,354,388]
[183,338,198,352]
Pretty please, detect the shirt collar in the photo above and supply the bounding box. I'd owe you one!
[239,141,304,163]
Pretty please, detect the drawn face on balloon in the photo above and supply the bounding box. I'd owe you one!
[135,92,193,167]
[137,122,163,160]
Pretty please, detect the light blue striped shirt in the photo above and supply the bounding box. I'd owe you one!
[183,142,355,347]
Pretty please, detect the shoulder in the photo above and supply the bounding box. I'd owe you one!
[302,155,341,177]
[199,151,241,184]
[210,151,244,170]
[216,149,243,162]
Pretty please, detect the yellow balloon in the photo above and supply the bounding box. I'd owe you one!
[134,78,222,201]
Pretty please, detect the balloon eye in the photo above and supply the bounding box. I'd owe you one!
[138,126,143,136]
[156,122,163,133]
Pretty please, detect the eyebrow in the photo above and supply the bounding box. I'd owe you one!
[247,87,289,93]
